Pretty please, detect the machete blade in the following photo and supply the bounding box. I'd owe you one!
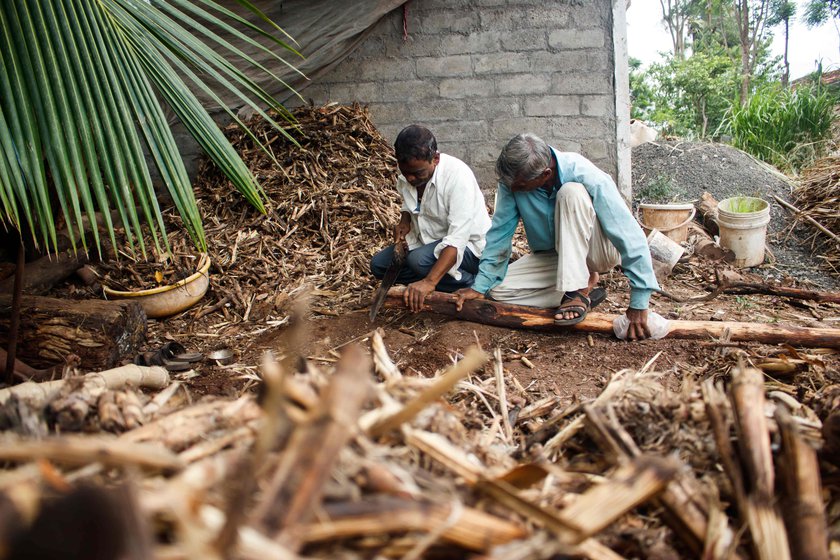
[369,245,406,321]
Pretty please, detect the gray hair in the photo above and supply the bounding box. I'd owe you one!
[495,133,552,186]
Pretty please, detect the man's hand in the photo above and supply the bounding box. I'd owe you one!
[404,278,436,312]
[625,308,651,341]
[394,216,411,244]
[453,288,483,311]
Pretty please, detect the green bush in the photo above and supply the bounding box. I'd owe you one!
[724,85,836,173]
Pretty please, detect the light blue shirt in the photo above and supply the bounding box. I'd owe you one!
[472,149,659,309]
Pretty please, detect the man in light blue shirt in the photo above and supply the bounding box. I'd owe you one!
[454,133,659,340]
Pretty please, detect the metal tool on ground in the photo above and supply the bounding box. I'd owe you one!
[369,243,407,321]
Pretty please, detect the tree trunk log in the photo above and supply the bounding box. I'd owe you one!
[0,295,146,369]
[0,251,89,296]
[382,287,840,348]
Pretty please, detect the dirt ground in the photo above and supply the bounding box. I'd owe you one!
[178,261,840,405]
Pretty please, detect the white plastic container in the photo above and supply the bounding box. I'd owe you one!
[646,228,684,279]
[613,311,670,340]
[717,197,770,268]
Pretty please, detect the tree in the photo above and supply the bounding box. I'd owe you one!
[803,0,840,25]
[734,0,785,105]
[803,0,840,56]
[768,0,796,87]
[659,0,694,59]
[629,57,657,120]
[0,0,301,257]
[649,52,739,136]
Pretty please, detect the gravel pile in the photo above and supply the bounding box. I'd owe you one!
[632,140,840,290]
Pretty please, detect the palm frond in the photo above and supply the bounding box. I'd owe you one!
[0,0,302,255]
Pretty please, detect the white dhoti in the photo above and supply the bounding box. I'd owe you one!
[487,182,620,308]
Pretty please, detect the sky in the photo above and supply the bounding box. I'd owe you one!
[627,0,840,80]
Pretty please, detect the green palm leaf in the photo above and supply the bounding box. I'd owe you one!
[0,0,302,255]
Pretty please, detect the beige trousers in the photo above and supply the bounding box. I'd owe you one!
[488,182,620,307]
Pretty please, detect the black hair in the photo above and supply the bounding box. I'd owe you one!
[394,125,437,163]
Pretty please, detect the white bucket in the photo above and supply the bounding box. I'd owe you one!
[647,228,684,279]
[717,197,770,268]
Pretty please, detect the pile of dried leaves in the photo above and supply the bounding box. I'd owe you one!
[194,102,400,321]
[92,103,400,321]
[794,157,840,273]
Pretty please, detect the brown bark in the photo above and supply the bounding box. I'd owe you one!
[695,193,720,236]
[0,251,89,296]
[721,282,840,304]
[254,344,371,541]
[0,294,146,370]
[730,365,791,560]
[776,407,830,560]
[384,287,840,348]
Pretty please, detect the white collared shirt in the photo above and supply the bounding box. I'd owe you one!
[396,153,491,280]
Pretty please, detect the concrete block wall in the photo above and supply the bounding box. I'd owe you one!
[287,0,626,194]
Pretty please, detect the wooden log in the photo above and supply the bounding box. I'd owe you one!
[0,364,169,406]
[383,287,840,348]
[696,192,720,237]
[730,365,791,560]
[776,406,830,560]
[0,294,146,369]
[0,250,89,296]
[254,344,371,539]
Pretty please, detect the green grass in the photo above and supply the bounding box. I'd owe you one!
[722,196,767,213]
[723,85,836,173]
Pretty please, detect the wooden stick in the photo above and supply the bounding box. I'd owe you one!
[773,194,840,244]
[367,345,488,437]
[254,344,371,538]
[384,287,840,348]
[0,365,169,406]
[776,406,830,560]
[583,405,740,559]
[493,348,513,443]
[730,364,791,560]
[720,281,840,304]
[294,497,526,551]
[405,427,669,548]
[0,436,182,471]
[559,456,676,538]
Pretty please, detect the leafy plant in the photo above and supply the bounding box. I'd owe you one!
[636,174,686,203]
[722,84,836,172]
[0,0,302,256]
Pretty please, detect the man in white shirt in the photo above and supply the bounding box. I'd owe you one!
[371,125,491,312]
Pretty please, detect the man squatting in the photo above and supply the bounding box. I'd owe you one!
[454,133,659,341]
[370,125,491,312]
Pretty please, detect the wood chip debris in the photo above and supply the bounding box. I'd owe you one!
[0,326,837,559]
